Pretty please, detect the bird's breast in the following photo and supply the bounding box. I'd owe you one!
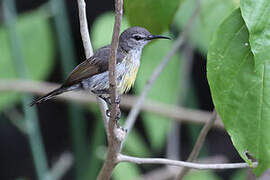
[118,51,141,94]
[121,67,139,93]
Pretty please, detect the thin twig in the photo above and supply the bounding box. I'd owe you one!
[124,0,202,132]
[97,0,125,179]
[97,97,109,134]
[107,0,123,122]
[77,0,120,179]
[77,0,109,133]
[175,110,218,179]
[136,155,229,180]
[118,154,257,170]
[76,0,110,131]
[0,79,224,128]
[77,0,93,58]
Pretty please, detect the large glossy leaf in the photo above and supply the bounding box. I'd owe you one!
[173,0,237,53]
[240,0,270,69]
[124,0,182,34]
[207,9,270,176]
[91,12,181,150]
[0,10,54,111]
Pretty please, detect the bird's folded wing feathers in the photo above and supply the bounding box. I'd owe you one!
[62,45,125,87]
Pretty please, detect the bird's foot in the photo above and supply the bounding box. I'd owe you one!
[99,96,120,106]
[115,96,121,105]
[106,108,121,120]
[106,109,110,118]
[116,122,127,133]
[106,108,126,131]
[99,96,112,106]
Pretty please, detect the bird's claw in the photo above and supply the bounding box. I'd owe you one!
[106,109,126,131]
[106,109,110,117]
[115,96,121,105]
[116,122,127,132]
[106,108,121,120]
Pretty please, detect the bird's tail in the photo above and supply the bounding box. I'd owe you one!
[30,86,68,106]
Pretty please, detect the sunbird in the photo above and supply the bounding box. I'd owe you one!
[31,27,170,117]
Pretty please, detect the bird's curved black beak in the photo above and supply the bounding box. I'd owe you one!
[146,35,171,40]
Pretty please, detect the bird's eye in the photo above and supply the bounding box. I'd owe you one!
[133,35,143,41]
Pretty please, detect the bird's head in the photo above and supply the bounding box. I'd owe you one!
[119,26,170,52]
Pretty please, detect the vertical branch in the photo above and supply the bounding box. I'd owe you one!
[77,0,124,179]
[108,0,122,124]
[77,0,93,58]
[97,0,124,179]
[109,0,123,126]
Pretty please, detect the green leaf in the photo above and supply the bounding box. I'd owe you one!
[135,39,181,149]
[183,170,221,180]
[207,9,270,176]
[240,0,270,69]
[113,163,140,180]
[124,0,182,34]
[0,10,54,111]
[173,0,237,53]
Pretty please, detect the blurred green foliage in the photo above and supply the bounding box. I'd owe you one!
[2,1,52,178]
[174,0,237,54]
[231,169,247,180]
[124,0,182,34]
[0,9,54,111]
[113,162,140,180]
[91,12,129,49]
[136,40,181,149]
[183,170,221,180]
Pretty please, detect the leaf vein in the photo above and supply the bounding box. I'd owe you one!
[256,63,265,162]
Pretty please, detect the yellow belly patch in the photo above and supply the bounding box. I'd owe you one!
[121,67,138,94]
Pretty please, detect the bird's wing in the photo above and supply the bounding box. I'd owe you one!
[62,45,126,87]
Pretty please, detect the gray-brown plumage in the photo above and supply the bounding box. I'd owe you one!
[31,27,170,106]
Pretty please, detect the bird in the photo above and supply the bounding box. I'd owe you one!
[30,26,170,116]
